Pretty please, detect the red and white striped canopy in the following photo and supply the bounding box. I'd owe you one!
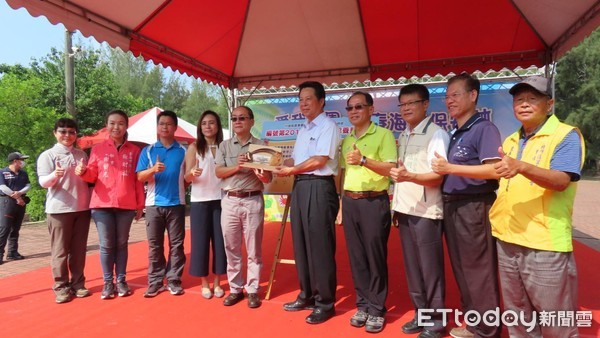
[7,0,600,89]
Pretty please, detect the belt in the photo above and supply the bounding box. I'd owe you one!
[225,190,262,198]
[343,190,388,200]
[442,192,495,202]
[295,174,334,181]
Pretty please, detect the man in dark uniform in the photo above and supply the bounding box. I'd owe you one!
[0,152,31,264]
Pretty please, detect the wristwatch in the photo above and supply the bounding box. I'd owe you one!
[360,156,367,166]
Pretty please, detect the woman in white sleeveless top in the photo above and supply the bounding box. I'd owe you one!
[184,111,226,299]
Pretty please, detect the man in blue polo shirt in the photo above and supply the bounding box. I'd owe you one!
[0,152,31,264]
[432,73,502,338]
[137,110,187,297]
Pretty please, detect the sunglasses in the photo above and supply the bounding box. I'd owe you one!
[56,129,77,136]
[231,116,251,122]
[345,104,371,112]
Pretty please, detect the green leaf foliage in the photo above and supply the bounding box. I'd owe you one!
[556,28,600,173]
[0,43,228,220]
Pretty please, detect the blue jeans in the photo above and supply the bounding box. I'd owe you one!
[91,208,136,282]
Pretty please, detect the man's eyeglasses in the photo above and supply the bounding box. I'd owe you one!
[398,100,426,109]
[56,129,77,136]
[345,104,371,112]
[231,116,251,122]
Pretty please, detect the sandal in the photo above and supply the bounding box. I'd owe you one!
[213,286,225,298]
[201,287,212,299]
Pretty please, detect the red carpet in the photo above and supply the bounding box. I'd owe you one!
[1,222,598,337]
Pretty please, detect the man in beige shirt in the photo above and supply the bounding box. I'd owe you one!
[215,106,271,309]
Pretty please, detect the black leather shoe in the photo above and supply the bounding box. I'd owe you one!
[417,329,442,338]
[223,292,244,306]
[247,293,262,308]
[305,307,335,324]
[402,318,423,334]
[6,253,25,260]
[283,298,315,312]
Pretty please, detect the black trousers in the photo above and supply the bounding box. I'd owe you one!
[145,205,186,285]
[189,200,226,277]
[342,195,390,317]
[398,213,445,331]
[443,193,500,338]
[0,196,26,257]
[290,176,339,310]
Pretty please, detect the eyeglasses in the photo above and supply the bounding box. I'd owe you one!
[398,100,426,109]
[345,104,371,112]
[443,91,468,102]
[158,122,175,127]
[56,129,77,136]
[231,116,251,122]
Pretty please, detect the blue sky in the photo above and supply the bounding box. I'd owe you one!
[0,1,98,66]
[0,1,196,87]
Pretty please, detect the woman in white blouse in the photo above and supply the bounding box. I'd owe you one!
[184,110,226,299]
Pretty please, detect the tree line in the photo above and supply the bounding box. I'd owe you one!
[555,28,600,174]
[0,45,230,221]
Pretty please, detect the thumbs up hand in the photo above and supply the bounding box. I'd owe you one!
[346,143,363,166]
[431,151,450,175]
[390,158,410,182]
[153,155,166,173]
[55,160,65,178]
[494,147,520,179]
[74,158,86,176]
[190,158,203,177]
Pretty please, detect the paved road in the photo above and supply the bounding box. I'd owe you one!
[1,179,598,279]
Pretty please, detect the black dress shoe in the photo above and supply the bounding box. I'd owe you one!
[402,318,423,334]
[223,292,244,306]
[417,329,442,338]
[247,293,262,308]
[283,298,315,312]
[6,253,25,260]
[305,307,335,324]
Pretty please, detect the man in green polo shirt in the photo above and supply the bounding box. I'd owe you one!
[340,91,397,333]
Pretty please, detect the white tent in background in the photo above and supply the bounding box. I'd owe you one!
[126,107,196,145]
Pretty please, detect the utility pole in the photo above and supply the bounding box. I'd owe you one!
[65,30,75,117]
